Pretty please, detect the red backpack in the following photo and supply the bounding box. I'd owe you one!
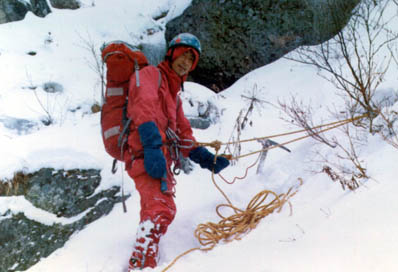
[100,41,161,172]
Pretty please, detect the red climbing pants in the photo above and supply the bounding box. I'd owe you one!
[127,158,176,269]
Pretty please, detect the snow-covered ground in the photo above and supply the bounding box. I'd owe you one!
[1,0,398,271]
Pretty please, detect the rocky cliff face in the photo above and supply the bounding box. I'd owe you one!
[0,0,80,24]
[0,168,127,272]
[166,0,361,91]
[1,0,360,91]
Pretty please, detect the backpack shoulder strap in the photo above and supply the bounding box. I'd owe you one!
[176,94,181,110]
[157,67,162,89]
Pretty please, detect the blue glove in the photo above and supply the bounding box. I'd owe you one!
[189,146,229,174]
[138,121,167,179]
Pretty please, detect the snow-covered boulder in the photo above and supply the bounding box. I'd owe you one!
[0,168,127,272]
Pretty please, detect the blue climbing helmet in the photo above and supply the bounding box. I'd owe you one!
[168,33,202,55]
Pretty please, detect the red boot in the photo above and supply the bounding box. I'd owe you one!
[128,220,161,271]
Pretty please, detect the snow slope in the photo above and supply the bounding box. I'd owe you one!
[0,0,397,271]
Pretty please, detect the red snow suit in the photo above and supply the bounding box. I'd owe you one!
[125,59,196,231]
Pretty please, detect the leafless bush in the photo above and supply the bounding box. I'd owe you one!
[76,31,105,104]
[25,71,69,126]
[224,84,271,163]
[315,146,366,191]
[322,165,360,191]
[279,96,337,148]
[281,0,398,188]
[224,110,243,165]
[240,84,270,129]
[0,171,31,196]
[280,97,369,190]
[375,106,398,148]
[286,0,398,136]
[33,89,55,125]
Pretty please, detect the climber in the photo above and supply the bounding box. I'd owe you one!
[126,33,230,270]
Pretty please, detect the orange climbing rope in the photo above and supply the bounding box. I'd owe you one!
[198,113,369,160]
[161,113,369,271]
[161,173,302,272]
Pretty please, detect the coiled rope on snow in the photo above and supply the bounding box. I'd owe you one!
[161,113,369,271]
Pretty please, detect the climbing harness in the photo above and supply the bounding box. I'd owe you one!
[165,127,195,175]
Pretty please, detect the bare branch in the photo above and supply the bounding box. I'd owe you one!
[279,97,337,148]
[76,31,105,103]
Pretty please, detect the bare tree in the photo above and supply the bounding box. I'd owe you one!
[76,31,105,104]
[281,0,398,189]
[286,0,398,133]
[279,96,337,148]
[279,96,368,190]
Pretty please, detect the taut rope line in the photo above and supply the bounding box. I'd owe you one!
[197,113,369,160]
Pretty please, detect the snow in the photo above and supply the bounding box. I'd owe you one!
[1,0,398,272]
[0,196,93,225]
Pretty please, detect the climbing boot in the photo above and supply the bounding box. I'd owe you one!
[128,220,161,270]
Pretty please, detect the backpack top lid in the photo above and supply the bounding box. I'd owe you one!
[101,40,148,67]
[101,41,149,85]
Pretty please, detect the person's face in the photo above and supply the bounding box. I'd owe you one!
[171,50,195,76]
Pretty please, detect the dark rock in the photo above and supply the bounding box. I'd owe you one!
[0,212,75,272]
[0,0,30,23]
[183,97,220,129]
[0,0,51,24]
[187,116,211,130]
[30,0,51,17]
[166,0,361,91]
[49,0,81,10]
[24,168,103,217]
[0,168,128,272]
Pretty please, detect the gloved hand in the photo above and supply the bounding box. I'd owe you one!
[189,146,229,174]
[138,121,167,179]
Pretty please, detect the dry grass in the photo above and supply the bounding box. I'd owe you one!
[0,171,31,196]
[322,165,360,191]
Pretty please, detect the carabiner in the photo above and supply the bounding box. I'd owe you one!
[177,138,195,149]
[173,164,181,175]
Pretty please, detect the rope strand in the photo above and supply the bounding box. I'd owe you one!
[198,113,368,160]
[161,178,302,272]
[161,114,368,271]
[198,113,367,147]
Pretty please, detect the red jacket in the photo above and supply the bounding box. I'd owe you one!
[126,60,196,164]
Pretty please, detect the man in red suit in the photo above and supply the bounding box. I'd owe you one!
[126,33,229,270]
